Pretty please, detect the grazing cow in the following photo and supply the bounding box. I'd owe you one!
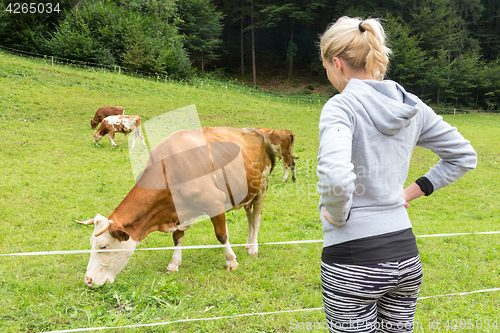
[77,127,275,287]
[91,106,124,129]
[256,128,296,182]
[93,115,146,148]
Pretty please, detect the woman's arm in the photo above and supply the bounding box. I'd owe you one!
[416,104,477,191]
[402,182,425,208]
[317,101,355,226]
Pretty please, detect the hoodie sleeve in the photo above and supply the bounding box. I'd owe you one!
[416,104,477,192]
[317,100,356,226]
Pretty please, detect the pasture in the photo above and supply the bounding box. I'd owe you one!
[0,51,499,332]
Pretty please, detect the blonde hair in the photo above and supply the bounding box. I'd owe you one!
[320,17,391,80]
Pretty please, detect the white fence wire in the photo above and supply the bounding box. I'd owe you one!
[2,231,499,332]
[2,230,500,257]
[0,45,328,105]
[3,44,500,113]
[40,286,500,333]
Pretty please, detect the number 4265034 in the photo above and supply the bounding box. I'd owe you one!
[6,3,61,14]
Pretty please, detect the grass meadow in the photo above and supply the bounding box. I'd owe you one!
[0,51,499,332]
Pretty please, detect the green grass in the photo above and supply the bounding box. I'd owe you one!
[0,51,499,332]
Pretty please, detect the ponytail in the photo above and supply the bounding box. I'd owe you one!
[320,17,391,80]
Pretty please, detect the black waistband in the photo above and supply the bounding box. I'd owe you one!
[322,228,419,265]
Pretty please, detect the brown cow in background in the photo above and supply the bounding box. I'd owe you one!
[256,128,296,182]
[91,106,124,129]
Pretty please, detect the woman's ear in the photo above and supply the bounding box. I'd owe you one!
[332,57,343,72]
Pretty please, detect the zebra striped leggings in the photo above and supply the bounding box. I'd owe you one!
[321,256,423,333]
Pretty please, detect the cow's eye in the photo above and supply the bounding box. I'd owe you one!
[100,245,107,250]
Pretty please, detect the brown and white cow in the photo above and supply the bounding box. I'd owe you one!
[93,115,146,148]
[256,128,296,182]
[91,106,124,129]
[77,127,275,287]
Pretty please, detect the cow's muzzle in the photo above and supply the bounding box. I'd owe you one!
[84,276,94,287]
[84,275,113,287]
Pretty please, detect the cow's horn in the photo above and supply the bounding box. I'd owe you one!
[76,218,95,225]
[94,221,111,237]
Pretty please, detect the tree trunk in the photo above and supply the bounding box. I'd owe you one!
[251,0,256,86]
[240,0,245,78]
[287,17,295,82]
[75,0,80,25]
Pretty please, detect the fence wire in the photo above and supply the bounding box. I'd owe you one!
[4,44,500,113]
[0,45,328,106]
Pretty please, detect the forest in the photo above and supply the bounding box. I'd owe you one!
[1,0,499,109]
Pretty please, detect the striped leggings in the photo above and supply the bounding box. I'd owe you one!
[321,255,423,333]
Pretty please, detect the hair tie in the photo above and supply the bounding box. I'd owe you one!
[358,22,366,33]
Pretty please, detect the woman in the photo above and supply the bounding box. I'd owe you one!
[316,17,477,332]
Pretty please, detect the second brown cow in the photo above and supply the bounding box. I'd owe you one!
[256,128,296,182]
[91,106,124,129]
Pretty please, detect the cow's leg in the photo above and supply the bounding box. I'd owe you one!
[130,129,137,149]
[245,205,254,253]
[283,156,296,182]
[289,156,296,182]
[138,127,147,148]
[282,165,290,182]
[109,132,118,147]
[210,213,238,271]
[245,203,257,254]
[245,184,267,257]
[166,230,184,273]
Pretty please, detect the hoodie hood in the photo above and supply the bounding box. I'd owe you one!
[343,79,420,135]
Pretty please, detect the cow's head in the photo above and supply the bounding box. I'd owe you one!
[76,214,137,287]
[91,119,99,129]
[93,130,104,143]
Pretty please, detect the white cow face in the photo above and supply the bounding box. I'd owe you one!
[93,131,103,143]
[79,215,138,287]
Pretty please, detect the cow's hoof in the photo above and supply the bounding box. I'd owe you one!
[246,246,258,257]
[226,262,239,272]
[166,264,179,274]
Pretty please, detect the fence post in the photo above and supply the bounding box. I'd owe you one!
[51,56,53,67]
[454,108,456,116]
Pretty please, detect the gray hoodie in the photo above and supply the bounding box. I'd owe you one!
[317,79,477,247]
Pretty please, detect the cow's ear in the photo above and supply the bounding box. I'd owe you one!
[110,227,130,242]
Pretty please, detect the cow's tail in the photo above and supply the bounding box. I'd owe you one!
[246,127,276,174]
[264,137,276,173]
[289,133,299,160]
